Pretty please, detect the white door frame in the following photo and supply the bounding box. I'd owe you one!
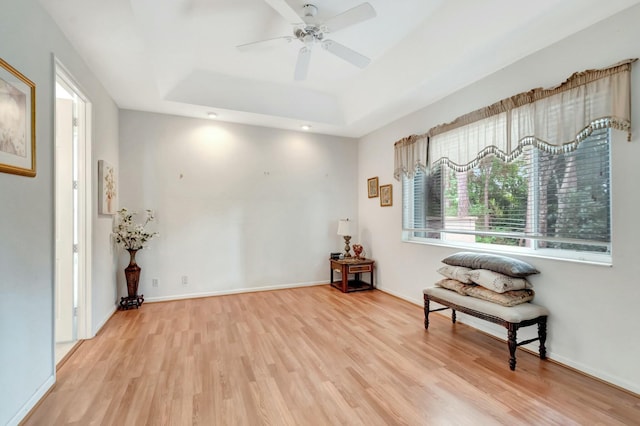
[54,58,93,341]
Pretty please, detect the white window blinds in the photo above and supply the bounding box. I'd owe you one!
[403,128,611,252]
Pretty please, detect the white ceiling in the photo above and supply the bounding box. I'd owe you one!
[38,0,640,137]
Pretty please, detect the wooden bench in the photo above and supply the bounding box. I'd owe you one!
[423,287,549,370]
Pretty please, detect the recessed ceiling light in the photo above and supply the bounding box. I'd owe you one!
[207,112,218,119]
[301,124,311,131]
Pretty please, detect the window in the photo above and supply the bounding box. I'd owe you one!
[403,128,611,261]
[396,60,633,263]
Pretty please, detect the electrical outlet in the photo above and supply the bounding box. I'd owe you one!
[152,279,158,288]
[181,276,188,286]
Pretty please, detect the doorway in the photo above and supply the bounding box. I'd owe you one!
[54,62,92,365]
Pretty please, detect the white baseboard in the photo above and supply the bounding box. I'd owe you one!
[548,352,640,395]
[7,374,55,426]
[376,286,423,306]
[144,280,327,303]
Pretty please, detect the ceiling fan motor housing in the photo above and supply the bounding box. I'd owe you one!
[294,26,323,43]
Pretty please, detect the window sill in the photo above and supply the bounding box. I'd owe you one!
[403,236,612,267]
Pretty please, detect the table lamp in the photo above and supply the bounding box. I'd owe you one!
[337,219,354,258]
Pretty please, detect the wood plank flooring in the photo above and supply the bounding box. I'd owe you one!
[24,286,640,425]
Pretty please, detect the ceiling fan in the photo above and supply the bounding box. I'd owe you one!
[237,1,377,80]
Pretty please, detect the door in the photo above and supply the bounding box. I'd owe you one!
[54,64,93,364]
[55,95,75,344]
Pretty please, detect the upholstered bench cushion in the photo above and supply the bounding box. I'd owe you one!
[424,287,549,324]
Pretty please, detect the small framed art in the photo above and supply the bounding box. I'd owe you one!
[367,176,379,198]
[98,160,117,215]
[380,184,392,207]
[0,58,36,177]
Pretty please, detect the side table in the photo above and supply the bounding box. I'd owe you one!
[330,258,375,293]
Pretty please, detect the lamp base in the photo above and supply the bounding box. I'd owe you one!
[343,235,352,258]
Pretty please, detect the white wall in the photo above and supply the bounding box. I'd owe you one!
[118,111,357,300]
[90,89,120,334]
[0,1,119,424]
[358,4,640,393]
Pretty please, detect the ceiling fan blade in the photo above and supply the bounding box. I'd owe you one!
[294,46,312,81]
[321,40,370,68]
[237,36,293,51]
[323,2,376,33]
[264,0,303,24]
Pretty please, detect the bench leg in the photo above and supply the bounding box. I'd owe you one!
[507,323,518,371]
[538,317,547,360]
[424,297,430,329]
[451,309,456,324]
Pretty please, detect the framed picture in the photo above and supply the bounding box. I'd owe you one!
[380,184,392,207]
[98,160,117,215]
[0,58,36,177]
[367,176,379,198]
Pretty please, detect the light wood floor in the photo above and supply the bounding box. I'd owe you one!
[25,286,640,425]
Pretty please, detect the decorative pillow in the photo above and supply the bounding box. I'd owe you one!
[442,252,539,277]
[435,278,475,295]
[465,286,535,307]
[437,265,473,284]
[466,269,532,293]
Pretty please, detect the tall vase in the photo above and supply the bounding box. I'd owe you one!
[125,249,140,297]
[120,249,144,309]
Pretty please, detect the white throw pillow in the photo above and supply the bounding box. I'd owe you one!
[437,265,473,284]
[467,269,532,293]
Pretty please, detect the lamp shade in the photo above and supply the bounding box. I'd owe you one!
[337,219,354,236]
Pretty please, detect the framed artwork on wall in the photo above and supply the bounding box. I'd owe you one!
[0,58,36,177]
[367,176,379,198]
[380,184,392,207]
[98,160,117,215]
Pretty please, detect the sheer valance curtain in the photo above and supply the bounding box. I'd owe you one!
[394,59,636,179]
[393,134,428,180]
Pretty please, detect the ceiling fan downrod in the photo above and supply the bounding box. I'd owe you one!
[302,4,318,18]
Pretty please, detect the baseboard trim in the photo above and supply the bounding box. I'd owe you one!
[545,352,640,397]
[376,286,423,306]
[144,280,327,303]
[9,374,55,426]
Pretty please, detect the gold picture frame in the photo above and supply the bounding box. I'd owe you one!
[0,58,36,177]
[380,184,392,207]
[367,176,379,198]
